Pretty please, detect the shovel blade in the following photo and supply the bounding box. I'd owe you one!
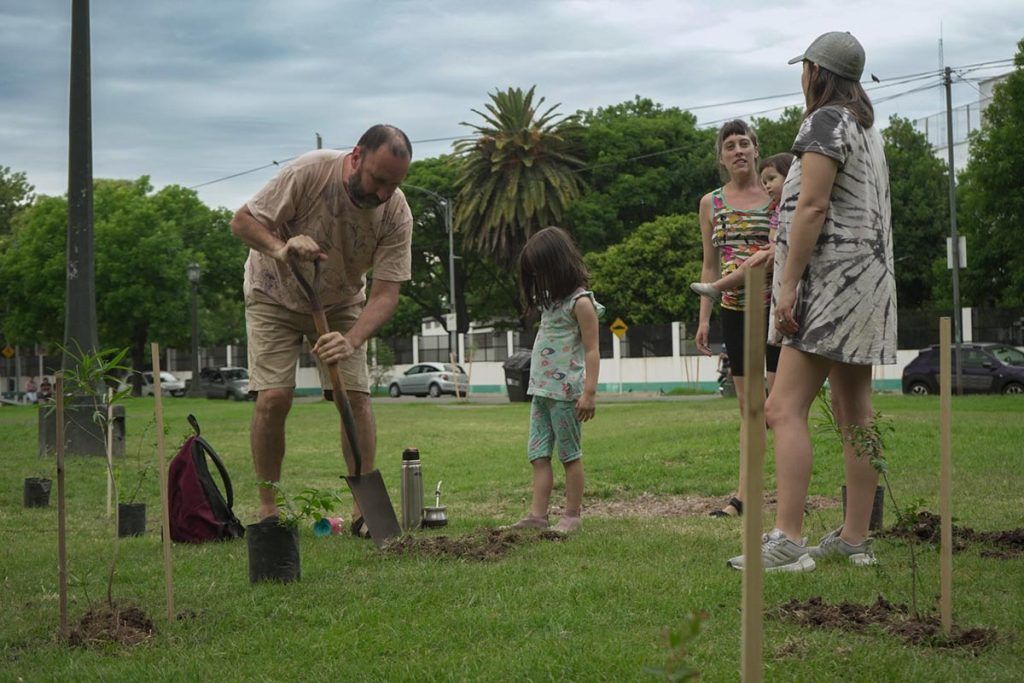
[345,469,401,548]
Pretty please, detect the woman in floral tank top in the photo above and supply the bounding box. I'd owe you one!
[695,120,782,519]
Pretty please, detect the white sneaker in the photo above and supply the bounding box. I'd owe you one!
[727,529,816,573]
[808,527,877,566]
[690,282,722,303]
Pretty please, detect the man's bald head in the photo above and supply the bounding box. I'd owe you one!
[356,124,412,161]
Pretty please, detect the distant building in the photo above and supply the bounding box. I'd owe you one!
[912,72,1009,171]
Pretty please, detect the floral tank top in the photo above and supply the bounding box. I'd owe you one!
[528,289,605,401]
[710,187,775,311]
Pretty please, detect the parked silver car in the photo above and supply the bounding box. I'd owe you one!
[118,371,186,397]
[388,362,469,398]
[190,367,253,400]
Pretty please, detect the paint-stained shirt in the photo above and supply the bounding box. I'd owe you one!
[769,106,897,365]
[243,150,413,313]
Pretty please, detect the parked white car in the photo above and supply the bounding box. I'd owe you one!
[388,362,469,398]
[118,371,187,397]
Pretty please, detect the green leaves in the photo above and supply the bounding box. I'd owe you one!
[587,213,703,324]
[454,85,584,269]
[262,481,344,529]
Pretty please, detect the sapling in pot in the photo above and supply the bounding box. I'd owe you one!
[247,482,344,584]
[23,474,53,507]
[116,417,159,538]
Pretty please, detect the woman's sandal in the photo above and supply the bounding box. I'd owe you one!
[350,516,372,539]
[709,497,743,518]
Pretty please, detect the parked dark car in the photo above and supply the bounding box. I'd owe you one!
[188,367,253,400]
[902,343,1024,395]
[388,362,469,398]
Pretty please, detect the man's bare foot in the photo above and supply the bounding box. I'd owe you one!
[258,505,280,522]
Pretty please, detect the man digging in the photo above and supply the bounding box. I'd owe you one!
[230,124,413,538]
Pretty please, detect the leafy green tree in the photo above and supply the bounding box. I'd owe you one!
[568,97,717,252]
[0,165,34,236]
[955,38,1024,307]
[752,106,804,157]
[0,177,245,383]
[454,86,585,270]
[586,213,704,324]
[150,185,246,345]
[393,155,521,339]
[882,116,950,308]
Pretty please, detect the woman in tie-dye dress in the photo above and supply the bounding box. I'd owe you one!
[728,32,897,572]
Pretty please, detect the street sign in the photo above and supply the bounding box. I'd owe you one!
[610,318,628,339]
[1,345,14,359]
[946,236,967,269]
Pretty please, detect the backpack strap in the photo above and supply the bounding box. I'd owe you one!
[188,413,201,437]
[194,436,234,511]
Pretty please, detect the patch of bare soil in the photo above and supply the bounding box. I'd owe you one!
[880,511,1024,558]
[770,596,999,654]
[386,528,565,561]
[68,603,155,648]
[575,492,839,519]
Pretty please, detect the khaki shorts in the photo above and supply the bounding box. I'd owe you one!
[245,292,370,394]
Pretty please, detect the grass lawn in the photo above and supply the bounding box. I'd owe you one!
[1,394,1022,681]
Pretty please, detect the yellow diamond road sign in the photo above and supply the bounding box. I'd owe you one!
[610,318,628,339]
[1,345,14,359]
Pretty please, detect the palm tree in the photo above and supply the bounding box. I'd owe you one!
[454,86,584,269]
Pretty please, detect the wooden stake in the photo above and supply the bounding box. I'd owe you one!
[740,266,767,683]
[939,317,953,636]
[55,373,68,641]
[106,387,114,516]
[449,351,463,399]
[151,344,175,621]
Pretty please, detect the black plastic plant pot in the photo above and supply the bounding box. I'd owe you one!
[247,519,300,584]
[23,477,52,508]
[118,502,147,537]
[841,485,885,531]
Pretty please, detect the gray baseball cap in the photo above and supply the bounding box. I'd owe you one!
[788,31,865,81]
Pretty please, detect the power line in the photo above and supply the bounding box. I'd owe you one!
[184,59,1006,191]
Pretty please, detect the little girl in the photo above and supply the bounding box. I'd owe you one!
[505,227,604,534]
[690,152,794,302]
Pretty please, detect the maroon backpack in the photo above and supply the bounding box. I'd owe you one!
[168,415,245,543]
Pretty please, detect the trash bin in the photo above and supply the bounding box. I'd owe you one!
[503,351,533,402]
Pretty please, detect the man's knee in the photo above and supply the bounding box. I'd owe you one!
[254,388,293,424]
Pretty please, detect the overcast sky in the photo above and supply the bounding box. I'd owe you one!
[1,1,1020,211]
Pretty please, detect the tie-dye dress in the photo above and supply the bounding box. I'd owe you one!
[769,105,897,365]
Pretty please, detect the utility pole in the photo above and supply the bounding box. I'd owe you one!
[316,132,322,149]
[64,0,99,370]
[403,184,459,362]
[943,66,964,394]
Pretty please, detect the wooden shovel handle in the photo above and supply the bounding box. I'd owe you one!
[288,260,363,477]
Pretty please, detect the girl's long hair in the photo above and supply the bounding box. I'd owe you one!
[517,226,589,312]
[804,62,875,128]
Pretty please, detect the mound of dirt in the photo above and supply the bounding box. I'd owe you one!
[386,528,564,561]
[68,603,155,648]
[770,595,998,653]
[880,511,1024,558]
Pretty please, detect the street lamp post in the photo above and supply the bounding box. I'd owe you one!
[187,262,202,396]
[402,184,458,361]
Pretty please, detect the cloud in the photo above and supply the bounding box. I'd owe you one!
[0,0,1019,210]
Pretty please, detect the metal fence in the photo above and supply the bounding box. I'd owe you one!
[621,323,673,358]
[466,330,509,362]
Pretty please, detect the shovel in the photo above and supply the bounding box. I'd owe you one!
[288,259,402,548]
